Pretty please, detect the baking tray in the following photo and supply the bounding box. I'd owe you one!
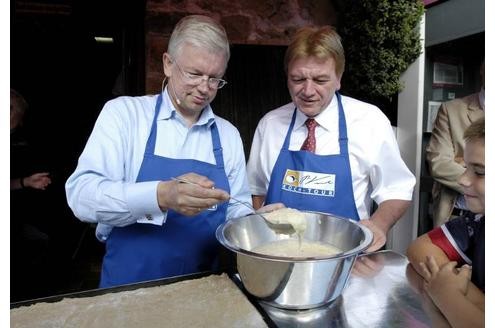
[10,270,277,327]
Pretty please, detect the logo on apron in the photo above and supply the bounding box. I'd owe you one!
[282,169,336,197]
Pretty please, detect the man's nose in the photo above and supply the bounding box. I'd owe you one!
[301,80,316,95]
[197,77,211,92]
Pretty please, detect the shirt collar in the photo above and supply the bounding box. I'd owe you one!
[294,94,338,131]
[158,87,215,127]
[474,213,484,221]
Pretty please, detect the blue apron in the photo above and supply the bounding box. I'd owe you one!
[265,92,360,220]
[100,94,230,288]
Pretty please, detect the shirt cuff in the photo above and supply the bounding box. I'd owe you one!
[96,223,113,242]
[126,180,167,226]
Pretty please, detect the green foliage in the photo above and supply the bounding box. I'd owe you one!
[338,0,424,99]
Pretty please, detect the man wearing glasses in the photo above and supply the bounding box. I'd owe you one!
[66,15,253,287]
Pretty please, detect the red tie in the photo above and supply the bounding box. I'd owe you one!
[300,118,317,152]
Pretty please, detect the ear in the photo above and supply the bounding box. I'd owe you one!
[335,76,342,91]
[163,52,173,78]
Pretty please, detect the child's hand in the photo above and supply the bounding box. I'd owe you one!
[419,256,472,301]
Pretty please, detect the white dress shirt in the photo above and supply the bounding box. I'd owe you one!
[247,94,416,219]
[66,91,252,241]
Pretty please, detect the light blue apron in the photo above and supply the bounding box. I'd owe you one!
[100,94,229,288]
[265,92,359,220]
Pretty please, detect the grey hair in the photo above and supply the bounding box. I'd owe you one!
[167,15,230,62]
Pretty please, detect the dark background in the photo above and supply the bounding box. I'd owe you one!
[10,0,291,301]
[11,0,145,301]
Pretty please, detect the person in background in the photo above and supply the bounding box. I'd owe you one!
[246,26,416,252]
[11,88,53,301]
[407,117,484,328]
[426,61,484,226]
[66,15,255,288]
[10,89,52,191]
[10,173,51,191]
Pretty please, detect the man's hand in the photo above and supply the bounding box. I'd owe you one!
[358,219,386,252]
[351,253,386,278]
[359,199,410,252]
[25,172,52,190]
[157,173,230,216]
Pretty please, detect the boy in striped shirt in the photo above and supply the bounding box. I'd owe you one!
[407,117,484,328]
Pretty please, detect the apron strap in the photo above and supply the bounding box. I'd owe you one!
[210,122,225,169]
[144,93,163,155]
[336,92,349,155]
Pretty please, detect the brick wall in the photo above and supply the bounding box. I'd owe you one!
[145,0,336,92]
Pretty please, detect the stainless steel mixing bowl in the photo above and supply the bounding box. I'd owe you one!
[216,211,373,309]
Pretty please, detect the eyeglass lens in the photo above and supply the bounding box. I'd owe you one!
[174,60,227,89]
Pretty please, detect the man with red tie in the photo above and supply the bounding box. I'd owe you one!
[246,26,416,252]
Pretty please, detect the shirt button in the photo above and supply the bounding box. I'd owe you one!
[145,214,152,220]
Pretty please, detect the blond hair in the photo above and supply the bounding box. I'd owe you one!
[464,117,485,143]
[284,26,345,78]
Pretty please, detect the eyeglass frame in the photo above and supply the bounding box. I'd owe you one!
[171,58,228,90]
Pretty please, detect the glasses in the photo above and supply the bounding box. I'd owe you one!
[173,59,228,89]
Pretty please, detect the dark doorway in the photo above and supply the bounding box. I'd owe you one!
[10,0,145,301]
[212,44,291,156]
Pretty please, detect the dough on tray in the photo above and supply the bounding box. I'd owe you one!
[11,273,267,328]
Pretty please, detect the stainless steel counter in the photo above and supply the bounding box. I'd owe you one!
[260,250,432,327]
[11,250,432,327]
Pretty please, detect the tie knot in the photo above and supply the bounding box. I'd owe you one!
[305,118,317,131]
